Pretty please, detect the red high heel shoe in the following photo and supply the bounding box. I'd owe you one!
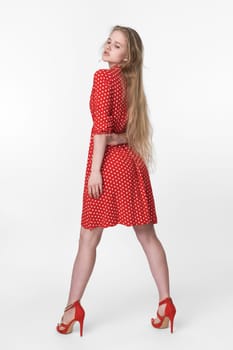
[151,297,176,333]
[56,300,85,336]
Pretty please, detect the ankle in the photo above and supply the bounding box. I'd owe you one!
[159,295,170,302]
[66,299,81,307]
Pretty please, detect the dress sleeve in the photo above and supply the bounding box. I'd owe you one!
[91,70,113,135]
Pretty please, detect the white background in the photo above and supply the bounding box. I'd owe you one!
[0,0,232,349]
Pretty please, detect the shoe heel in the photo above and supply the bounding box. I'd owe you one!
[79,317,84,337]
[170,317,174,333]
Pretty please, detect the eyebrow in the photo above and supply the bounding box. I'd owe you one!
[108,38,123,46]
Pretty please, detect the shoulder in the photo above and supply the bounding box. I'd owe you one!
[93,69,112,83]
[94,68,110,76]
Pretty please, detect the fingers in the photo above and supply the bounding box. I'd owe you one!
[87,171,103,199]
[91,184,101,199]
[88,183,102,199]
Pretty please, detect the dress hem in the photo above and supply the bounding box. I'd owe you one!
[81,219,158,230]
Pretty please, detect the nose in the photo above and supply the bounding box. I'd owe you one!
[106,43,111,51]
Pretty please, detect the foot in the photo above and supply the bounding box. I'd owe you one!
[57,306,75,331]
[151,303,166,325]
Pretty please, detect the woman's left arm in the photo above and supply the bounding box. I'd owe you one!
[88,70,113,199]
[88,134,107,199]
[91,134,108,172]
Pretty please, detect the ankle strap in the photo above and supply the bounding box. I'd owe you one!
[159,297,173,306]
[64,300,80,312]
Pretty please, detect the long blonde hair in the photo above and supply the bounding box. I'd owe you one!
[111,25,155,169]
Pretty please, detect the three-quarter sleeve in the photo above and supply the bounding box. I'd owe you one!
[91,70,113,135]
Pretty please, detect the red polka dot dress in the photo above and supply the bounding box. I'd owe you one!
[81,65,158,230]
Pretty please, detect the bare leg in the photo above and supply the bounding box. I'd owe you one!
[59,225,103,327]
[133,223,170,323]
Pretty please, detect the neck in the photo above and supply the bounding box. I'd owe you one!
[109,63,119,69]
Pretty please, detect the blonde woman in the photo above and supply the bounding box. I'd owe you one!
[56,25,176,336]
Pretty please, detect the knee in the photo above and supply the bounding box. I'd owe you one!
[134,223,156,245]
[79,226,103,249]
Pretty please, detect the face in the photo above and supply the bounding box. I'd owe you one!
[102,30,128,67]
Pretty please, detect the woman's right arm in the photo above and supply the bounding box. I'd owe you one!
[106,132,128,145]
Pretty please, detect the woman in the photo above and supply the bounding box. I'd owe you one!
[56,25,176,336]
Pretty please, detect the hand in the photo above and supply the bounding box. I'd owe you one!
[88,170,103,199]
[106,133,128,146]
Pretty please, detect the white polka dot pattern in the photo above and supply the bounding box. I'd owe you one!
[91,69,113,134]
[81,65,158,229]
